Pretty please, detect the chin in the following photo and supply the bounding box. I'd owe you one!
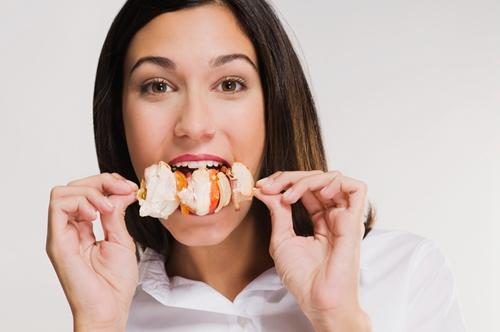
[160,200,253,247]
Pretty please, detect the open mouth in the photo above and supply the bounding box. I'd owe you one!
[136,160,253,220]
[170,160,230,178]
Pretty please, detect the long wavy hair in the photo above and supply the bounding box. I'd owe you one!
[93,0,376,262]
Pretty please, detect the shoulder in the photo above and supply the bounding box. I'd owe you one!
[362,228,434,255]
[360,228,449,275]
[359,231,466,330]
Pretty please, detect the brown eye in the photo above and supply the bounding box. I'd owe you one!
[217,78,246,93]
[222,80,236,91]
[152,82,168,93]
[140,79,173,95]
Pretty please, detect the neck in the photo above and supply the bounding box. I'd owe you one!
[165,210,274,301]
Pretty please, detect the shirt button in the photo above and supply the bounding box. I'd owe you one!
[237,316,248,327]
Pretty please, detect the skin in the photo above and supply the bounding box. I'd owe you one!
[121,4,273,300]
[46,3,372,331]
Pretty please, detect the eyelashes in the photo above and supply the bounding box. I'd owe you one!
[139,76,248,96]
[216,77,247,93]
[140,78,172,95]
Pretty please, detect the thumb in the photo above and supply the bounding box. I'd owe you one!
[100,190,137,250]
[254,188,296,254]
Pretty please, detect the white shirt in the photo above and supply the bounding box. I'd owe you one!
[126,229,467,331]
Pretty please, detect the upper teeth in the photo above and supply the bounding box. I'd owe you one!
[172,160,222,169]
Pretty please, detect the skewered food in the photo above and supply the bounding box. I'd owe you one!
[136,161,254,219]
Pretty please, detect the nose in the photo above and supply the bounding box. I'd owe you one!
[174,90,216,142]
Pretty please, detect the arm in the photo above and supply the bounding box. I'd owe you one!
[406,240,467,332]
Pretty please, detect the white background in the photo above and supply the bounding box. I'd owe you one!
[0,0,498,331]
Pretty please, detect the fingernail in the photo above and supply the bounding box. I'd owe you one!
[103,197,115,211]
[320,185,332,197]
[111,172,123,180]
[282,189,292,200]
[256,177,269,186]
[125,179,138,190]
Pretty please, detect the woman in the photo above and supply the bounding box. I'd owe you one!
[46,0,466,331]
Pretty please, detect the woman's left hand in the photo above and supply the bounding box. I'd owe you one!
[254,170,372,332]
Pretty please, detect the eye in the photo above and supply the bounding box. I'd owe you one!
[140,79,174,95]
[216,77,247,93]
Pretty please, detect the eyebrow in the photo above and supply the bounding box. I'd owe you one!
[210,53,257,71]
[129,53,258,75]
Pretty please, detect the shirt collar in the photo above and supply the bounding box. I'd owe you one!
[137,247,285,315]
[137,233,372,313]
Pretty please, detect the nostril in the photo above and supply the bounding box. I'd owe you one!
[173,116,216,140]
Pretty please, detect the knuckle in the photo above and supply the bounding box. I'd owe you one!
[86,186,100,198]
[49,186,63,200]
[102,172,115,182]
[330,170,342,177]
[49,198,61,211]
[76,197,95,215]
[111,172,124,179]
[355,179,368,192]
[303,170,323,180]
[77,195,88,207]
[271,170,283,178]
[271,173,285,183]
[66,179,77,186]
[293,177,308,189]
[268,247,275,259]
[46,242,61,262]
[45,235,59,257]
[268,241,278,259]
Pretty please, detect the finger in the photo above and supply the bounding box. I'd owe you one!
[322,177,368,240]
[319,175,368,213]
[258,170,324,194]
[280,171,341,205]
[110,172,140,189]
[49,196,98,237]
[327,206,366,242]
[253,188,295,257]
[110,172,128,181]
[297,189,346,238]
[50,186,115,214]
[298,190,324,216]
[70,220,96,252]
[310,211,330,239]
[67,172,138,196]
[255,170,283,187]
[99,191,137,250]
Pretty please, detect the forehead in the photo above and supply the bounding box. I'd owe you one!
[124,4,257,71]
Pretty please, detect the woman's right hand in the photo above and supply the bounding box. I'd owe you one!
[46,172,140,332]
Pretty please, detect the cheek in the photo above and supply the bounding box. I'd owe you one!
[220,93,265,176]
[122,98,176,176]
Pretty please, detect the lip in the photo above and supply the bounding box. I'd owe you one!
[168,153,231,167]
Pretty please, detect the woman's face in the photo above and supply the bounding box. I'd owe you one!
[122,4,265,246]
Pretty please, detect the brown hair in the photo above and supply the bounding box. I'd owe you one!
[93,0,376,260]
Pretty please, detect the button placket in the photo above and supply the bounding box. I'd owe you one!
[233,292,258,331]
[237,315,247,327]
[237,316,258,331]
